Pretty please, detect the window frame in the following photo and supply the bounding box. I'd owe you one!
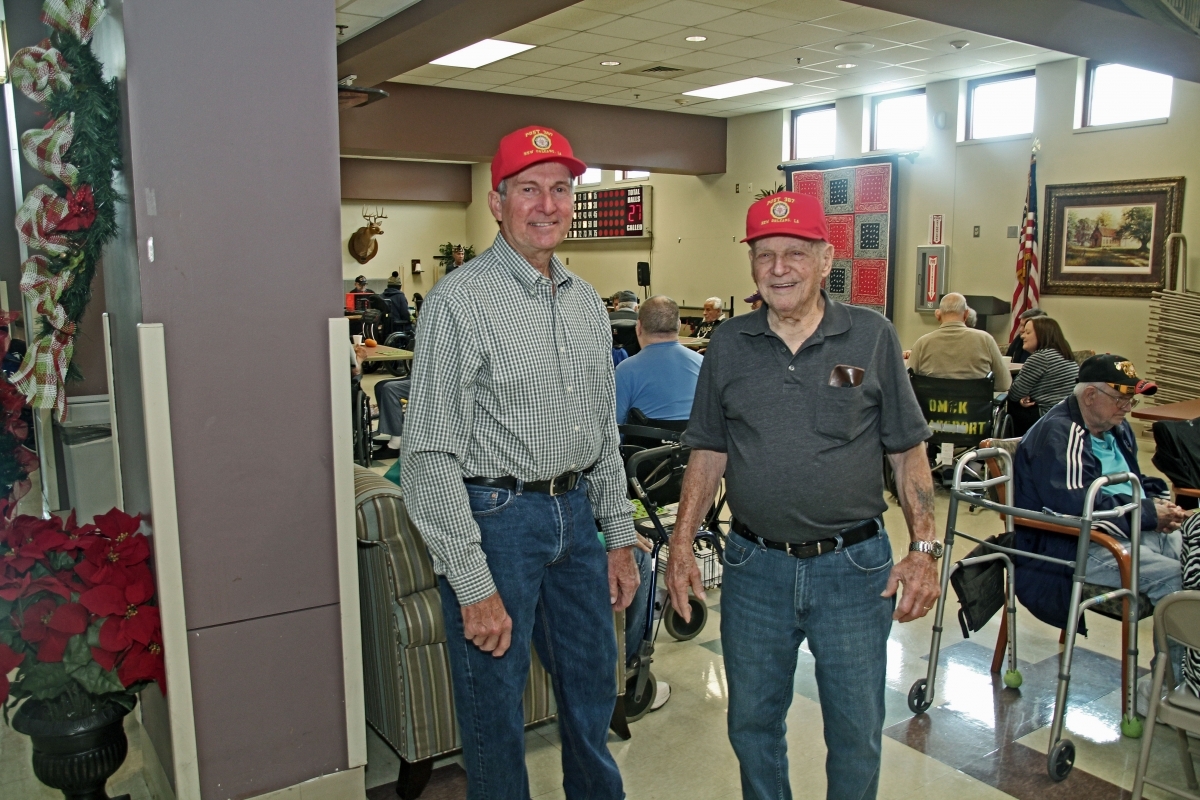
[789,102,837,161]
[1081,59,1172,128]
[575,167,602,186]
[870,87,926,152]
[964,69,1035,141]
[615,169,650,182]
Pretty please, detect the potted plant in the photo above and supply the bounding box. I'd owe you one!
[1,379,165,800]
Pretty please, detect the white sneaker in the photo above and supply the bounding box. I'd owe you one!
[650,681,671,711]
[1137,673,1167,717]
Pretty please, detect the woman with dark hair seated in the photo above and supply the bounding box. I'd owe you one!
[1008,316,1079,436]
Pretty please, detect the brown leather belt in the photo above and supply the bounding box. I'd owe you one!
[731,518,880,559]
[465,470,585,497]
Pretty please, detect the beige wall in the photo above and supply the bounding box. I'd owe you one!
[341,201,467,295]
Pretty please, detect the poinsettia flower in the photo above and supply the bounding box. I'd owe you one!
[0,642,24,703]
[16,597,88,662]
[76,531,150,587]
[3,515,69,568]
[0,568,31,601]
[92,509,143,541]
[84,564,159,653]
[90,646,118,672]
[118,638,165,692]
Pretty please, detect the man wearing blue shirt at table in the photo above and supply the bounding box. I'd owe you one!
[615,294,702,714]
[615,295,703,425]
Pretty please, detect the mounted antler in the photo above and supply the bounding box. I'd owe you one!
[349,206,387,264]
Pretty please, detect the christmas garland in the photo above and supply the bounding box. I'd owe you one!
[9,0,121,422]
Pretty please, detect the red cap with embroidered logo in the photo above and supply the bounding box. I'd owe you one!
[741,191,829,244]
[491,126,587,191]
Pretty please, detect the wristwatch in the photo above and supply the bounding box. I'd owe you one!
[909,540,944,559]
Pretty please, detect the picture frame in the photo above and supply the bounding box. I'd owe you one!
[1041,177,1185,297]
[915,245,948,312]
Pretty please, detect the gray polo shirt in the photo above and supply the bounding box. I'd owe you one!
[684,292,930,543]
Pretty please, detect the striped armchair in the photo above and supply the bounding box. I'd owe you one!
[357,468,619,798]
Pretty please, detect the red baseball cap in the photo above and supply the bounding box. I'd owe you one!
[741,191,829,244]
[491,126,587,191]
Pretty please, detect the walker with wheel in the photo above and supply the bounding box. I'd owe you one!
[908,446,1144,782]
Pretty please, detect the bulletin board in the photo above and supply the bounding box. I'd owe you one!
[781,155,899,319]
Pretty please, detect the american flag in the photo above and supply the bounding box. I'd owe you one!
[1009,152,1040,341]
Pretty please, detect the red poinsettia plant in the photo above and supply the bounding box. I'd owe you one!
[0,508,165,718]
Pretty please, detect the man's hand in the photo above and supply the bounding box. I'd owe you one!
[1154,498,1190,532]
[634,533,653,553]
[608,546,640,611]
[666,536,705,623]
[1018,396,1036,408]
[883,552,940,622]
[461,592,512,657]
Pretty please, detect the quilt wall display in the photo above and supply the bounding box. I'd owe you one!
[783,155,899,319]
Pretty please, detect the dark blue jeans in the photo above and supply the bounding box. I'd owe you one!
[439,480,624,800]
[720,528,895,800]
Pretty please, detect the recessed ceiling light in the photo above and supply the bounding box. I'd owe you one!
[949,40,971,50]
[685,35,707,42]
[683,77,793,99]
[835,63,857,69]
[430,39,535,68]
[600,60,621,66]
[834,42,874,53]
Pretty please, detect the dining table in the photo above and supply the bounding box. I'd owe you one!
[678,336,707,350]
[357,344,413,363]
[1131,396,1200,423]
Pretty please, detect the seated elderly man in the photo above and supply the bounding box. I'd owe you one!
[610,290,641,357]
[1014,355,1188,675]
[694,296,725,339]
[615,295,703,714]
[906,292,1011,391]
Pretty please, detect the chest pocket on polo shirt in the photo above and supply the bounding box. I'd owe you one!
[814,383,873,442]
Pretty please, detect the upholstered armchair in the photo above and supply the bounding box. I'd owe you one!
[354,467,626,798]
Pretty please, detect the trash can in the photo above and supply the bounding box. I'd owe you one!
[52,395,118,522]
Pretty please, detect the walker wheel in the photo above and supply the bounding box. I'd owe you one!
[908,679,932,714]
[663,598,707,641]
[1121,714,1144,739]
[1047,739,1075,781]
[623,670,657,723]
[1003,669,1023,689]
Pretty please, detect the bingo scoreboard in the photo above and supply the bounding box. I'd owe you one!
[566,185,652,240]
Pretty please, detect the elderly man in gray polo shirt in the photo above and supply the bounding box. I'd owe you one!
[402,125,638,800]
[667,192,941,800]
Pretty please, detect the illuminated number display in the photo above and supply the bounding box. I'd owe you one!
[567,186,650,239]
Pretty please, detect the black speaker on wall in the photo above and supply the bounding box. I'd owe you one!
[636,261,650,287]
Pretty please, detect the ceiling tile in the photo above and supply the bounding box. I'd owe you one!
[698,10,788,36]
[339,0,419,16]
[756,23,842,47]
[870,44,933,65]
[756,45,840,67]
[538,65,616,82]
[537,7,624,30]
[587,16,685,40]
[458,69,523,85]
[937,63,1011,79]
[496,23,577,46]
[634,0,740,26]
[488,85,547,95]
[704,37,796,58]
[754,0,858,22]
[973,42,1045,63]
[551,31,642,53]
[576,0,669,13]
[917,30,1009,53]
[588,94,638,104]
[406,64,473,79]
[663,50,744,68]
[683,68,756,85]
[538,90,599,101]
[631,97,685,109]
[483,59,558,76]
[505,75,579,91]
[873,19,960,44]
[809,64,924,87]
[641,76,712,92]
[810,6,911,33]
[387,74,441,85]
[571,55,653,72]
[993,53,1074,69]
[646,29,742,48]
[804,34,913,55]
[856,74,926,94]
[697,0,781,8]
[336,13,379,40]
[555,81,627,96]
[512,46,593,65]
[590,72,666,87]
[717,58,803,76]
[901,53,990,73]
[610,41,696,60]
[437,79,506,92]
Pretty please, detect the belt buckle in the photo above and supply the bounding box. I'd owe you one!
[549,474,565,497]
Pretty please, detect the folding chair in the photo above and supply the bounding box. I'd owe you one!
[1132,591,1200,799]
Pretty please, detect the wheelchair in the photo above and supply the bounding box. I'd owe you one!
[351,376,374,467]
[908,371,1008,484]
[618,420,725,721]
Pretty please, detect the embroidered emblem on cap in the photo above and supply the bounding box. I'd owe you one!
[1117,360,1137,378]
[530,132,553,151]
[770,201,790,220]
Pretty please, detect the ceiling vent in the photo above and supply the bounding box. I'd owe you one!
[621,63,700,78]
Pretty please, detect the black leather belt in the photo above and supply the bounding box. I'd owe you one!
[465,470,585,497]
[731,518,880,559]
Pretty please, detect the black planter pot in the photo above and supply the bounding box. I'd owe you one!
[11,696,134,800]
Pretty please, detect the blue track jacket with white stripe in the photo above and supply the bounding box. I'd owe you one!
[1012,394,1165,630]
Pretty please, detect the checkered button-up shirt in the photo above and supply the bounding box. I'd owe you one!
[400,233,636,605]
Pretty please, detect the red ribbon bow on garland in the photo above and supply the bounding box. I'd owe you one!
[41,0,106,44]
[8,43,72,105]
[22,113,79,189]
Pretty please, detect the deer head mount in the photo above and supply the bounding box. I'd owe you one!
[349,207,387,264]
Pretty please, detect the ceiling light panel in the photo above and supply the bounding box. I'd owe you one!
[431,39,536,68]
[683,77,793,99]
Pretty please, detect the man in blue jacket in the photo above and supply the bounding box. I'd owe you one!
[1013,354,1189,633]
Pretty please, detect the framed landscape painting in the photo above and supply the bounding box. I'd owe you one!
[1041,177,1184,297]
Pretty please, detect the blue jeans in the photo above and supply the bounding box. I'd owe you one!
[721,528,895,800]
[439,480,624,800]
[625,546,654,663]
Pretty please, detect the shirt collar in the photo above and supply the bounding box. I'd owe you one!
[941,321,967,329]
[740,290,852,341]
[491,232,573,297]
[641,340,679,350]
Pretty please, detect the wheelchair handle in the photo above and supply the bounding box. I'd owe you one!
[625,442,681,479]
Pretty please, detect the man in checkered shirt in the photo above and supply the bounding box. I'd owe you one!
[401,126,638,800]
